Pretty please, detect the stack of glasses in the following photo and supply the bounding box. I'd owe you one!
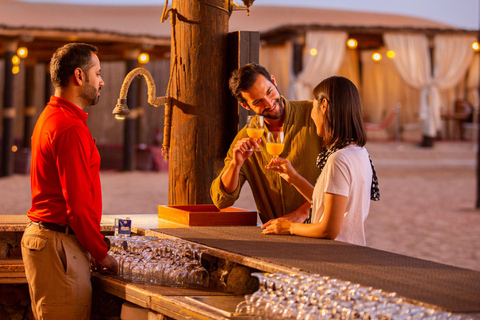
[106,236,209,288]
[235,272,471,320]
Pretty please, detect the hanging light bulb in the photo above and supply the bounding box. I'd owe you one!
[17,47,28,59]
[138,53,150,64]
[347,38,358,49]
[309,48,318,56]
[12,66,20,74]
[472,42,480,52]
[372,52,382,62]
[386,50,395,59]
[11,55,21,66]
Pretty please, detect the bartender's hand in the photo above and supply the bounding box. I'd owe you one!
[93,254,118,274]
[261,202,310,229]
[262,219,292,235]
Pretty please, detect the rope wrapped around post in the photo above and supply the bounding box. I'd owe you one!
[162,100,172,160]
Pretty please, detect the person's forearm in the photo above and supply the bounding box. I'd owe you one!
[289,174,314,202]
[290,222,331,239]
[220,160,243,194]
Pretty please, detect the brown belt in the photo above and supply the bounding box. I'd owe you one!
[30,220,75,235]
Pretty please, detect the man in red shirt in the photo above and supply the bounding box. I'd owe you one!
[21,43,117,319]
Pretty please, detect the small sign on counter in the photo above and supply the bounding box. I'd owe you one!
[114,217,131,237]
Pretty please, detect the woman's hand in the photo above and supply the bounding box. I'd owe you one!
[262,218,293,235]
[265,157,298,184]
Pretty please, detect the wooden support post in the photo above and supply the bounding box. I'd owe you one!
[23,63,36,149]
[226,31,260,142]
[123,50,139,171]
[292,40,304,77]
[1,41,17,177]
[168,0,230,205]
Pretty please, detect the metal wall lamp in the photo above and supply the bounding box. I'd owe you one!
[112,67,168,120]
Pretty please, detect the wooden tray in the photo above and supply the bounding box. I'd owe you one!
[158,204,257,226]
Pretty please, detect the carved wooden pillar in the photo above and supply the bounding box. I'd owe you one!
[168,0,229,204]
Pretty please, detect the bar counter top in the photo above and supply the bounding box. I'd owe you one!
[2,213,480,319]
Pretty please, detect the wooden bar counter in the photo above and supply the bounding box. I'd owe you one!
[1,214,480,319]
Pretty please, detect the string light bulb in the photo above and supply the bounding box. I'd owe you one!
[472,42,480,52]
[309,48,318,56]
[11,55,21,66]
[17,47,28,59]
[386,50,395,59]
[372,52,382,62]
[347,38,358,49]
[12,66,20,74]
[138,53,150,64]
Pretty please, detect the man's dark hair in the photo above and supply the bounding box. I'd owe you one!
[229,63,273,105]
[50,43,98,88]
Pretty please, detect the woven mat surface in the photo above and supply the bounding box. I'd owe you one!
[153,226,480,313]
[0,215,29,224]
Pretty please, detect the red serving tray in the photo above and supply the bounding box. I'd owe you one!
[158,204,257,226]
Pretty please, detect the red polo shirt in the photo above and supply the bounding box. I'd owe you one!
[28,96,107,261]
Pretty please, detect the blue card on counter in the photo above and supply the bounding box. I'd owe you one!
[114,218,131,236]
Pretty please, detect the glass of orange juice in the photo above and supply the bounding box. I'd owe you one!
[246,115,265,151]
[266,131,284,161]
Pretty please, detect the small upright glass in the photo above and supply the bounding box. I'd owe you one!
[266,131,284,159]
[246,115,265,151]
[266,131,285,169]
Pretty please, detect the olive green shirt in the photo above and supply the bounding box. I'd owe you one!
[210,98,322,223]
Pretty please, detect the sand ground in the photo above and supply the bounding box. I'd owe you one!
[1,139,479,272]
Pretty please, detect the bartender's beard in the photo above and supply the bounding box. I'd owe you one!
[80,78,101,106]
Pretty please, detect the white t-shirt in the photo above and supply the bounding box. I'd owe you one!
[311,145,372,246]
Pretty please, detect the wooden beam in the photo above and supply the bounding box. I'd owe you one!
[0,35,171,62]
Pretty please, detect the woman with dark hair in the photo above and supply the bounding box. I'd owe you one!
[262,76,379,246]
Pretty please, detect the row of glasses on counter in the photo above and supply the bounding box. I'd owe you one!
[105,236,209,288]
[235,272,472,320]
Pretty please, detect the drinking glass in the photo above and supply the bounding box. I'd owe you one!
[234,294,253,316]
[246,115,265,151]
[131,259,147,283]
[266,131,285,166]
[188,260,210,288]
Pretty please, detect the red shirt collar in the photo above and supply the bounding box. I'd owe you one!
[47,96,88,121]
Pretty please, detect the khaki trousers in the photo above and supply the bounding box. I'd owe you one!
[21,222,92,320]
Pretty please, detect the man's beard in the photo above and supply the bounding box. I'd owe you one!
[80,82,100,106]
[260,98,284,120]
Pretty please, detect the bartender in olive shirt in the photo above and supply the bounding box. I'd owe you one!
[211,63,322,225]
[22,43,117,320]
